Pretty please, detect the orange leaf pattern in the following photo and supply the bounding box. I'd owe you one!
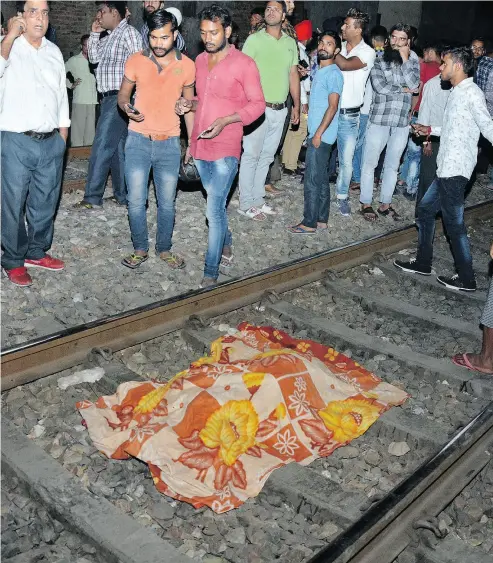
[77,323,408,513]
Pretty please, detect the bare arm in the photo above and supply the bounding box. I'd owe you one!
[182,84,196,142]
[335,54,366,71]
[289,64,301,125]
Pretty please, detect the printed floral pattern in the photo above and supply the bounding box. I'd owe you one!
[77,323,408,513]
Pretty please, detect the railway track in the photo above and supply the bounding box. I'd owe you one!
[2,202,493,563]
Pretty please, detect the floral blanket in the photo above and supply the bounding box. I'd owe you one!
[77,323,408,513]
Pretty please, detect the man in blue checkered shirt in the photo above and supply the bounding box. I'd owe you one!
[359,23,420,221]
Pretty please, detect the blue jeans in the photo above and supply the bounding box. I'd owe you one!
[303,138,332,228]
[416,176,474,285]
[84,95,127,206]
[195,157,238,280]
[360,123,409,205]
[335,112,360,199]
[399,116,422,194]
[1,131,65,270]
[352,113,369,183]
[124,131,180,253]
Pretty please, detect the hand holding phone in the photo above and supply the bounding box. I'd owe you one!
[124,103,144,122]
[197,127,212,140]
[126,103,140,115]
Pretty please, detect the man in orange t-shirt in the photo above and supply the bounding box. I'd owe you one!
[117,9,195,270]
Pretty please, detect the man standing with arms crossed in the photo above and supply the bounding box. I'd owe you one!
[237,0,300,222]
[394,47,493,292]
[118,9,195,271]
[74,1,142,210]
[1,1,69,286]
[176,4,265,287]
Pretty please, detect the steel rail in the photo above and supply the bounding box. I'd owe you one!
[309,402,493,563]
[1,200,492,391]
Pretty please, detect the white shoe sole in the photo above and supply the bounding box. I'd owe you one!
[436,277,476,292]
[393,260,431,276]
[25,263,64,271]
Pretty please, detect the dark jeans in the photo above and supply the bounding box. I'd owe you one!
[416,175,474,285]
[83,94,127,206]
[417,139,439,207]
[1,131,65,270]
[302,138,332,228]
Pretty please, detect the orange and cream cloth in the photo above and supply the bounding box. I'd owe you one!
[77,324,408,513]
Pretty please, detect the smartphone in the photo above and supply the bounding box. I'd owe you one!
[197,128,211,140]
[127,104,141,115]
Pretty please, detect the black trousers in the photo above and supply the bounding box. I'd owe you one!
[417,139,439,208]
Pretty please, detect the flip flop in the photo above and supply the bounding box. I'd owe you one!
[452,353,493,375]
[220,254,234,269]
[121,253,148,269]
[287,224,316,234]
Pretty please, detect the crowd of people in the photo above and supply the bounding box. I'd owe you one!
[1,0,492,302]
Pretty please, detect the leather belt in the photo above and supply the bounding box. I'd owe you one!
[148,134,170,141]
[101,90,119,98]
[266,102,287,110]
[23,130,57,140]
[340,107,360,115]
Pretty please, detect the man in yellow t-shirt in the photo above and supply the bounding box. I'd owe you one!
[65,35,97,146]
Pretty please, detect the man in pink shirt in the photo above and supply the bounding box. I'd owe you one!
[176,3,265,288]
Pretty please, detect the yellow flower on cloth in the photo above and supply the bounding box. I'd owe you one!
[318,398,381,443]
[133,386,167,415]
[200,400,259,466]
[242,372,265,394]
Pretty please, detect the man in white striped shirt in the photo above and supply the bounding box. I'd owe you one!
[74,1,142,210]
[394,46,493,292]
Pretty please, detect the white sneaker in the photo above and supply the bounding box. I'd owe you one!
[237,207,266,221]
[259,203,276,215]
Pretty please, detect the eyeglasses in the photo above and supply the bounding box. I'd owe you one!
[24,8,49,18]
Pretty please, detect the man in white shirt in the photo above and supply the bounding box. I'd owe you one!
[333,8,375,216]
[395,46,493,292]
[0,1,70,287]
[65,34,98,146]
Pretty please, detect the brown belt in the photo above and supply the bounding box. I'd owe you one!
[266,102,287,110]
[148,134,170,141]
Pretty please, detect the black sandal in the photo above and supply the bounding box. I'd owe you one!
[377,205,402,221]
[359,206,378,222]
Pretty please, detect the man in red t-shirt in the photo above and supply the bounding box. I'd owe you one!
[399,44,441,200]
[176,5,265,288]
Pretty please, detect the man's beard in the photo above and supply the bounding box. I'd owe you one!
[151,45,174,58]
[318,51,334,62]
[440,78,452,90]
[205,37,227,53]
[383,46,403,65]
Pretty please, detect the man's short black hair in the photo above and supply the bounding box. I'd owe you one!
[251,6,264,17]
[265,1,287,14]
[147,8,177,33]
[390,23,412,40]
[345,8,369,32]
[471,36,485,44]
[370,25,387,43]
[423,43,440,54]
[443,45,474,74]
[95,1,126,20]
[81,34,90,44]
[198,4,232,29]
[319,30,342,52]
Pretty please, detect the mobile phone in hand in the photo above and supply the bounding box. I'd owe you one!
[127,104,141,115]
[197,128,211,139]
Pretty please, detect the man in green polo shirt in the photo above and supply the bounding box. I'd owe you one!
[238,0,300,221]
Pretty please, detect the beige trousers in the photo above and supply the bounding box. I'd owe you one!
[70,104,96,147]
[282,112,308,171]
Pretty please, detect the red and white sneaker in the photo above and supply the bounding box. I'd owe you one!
[25,254,65,271]
[4,267,33,286]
